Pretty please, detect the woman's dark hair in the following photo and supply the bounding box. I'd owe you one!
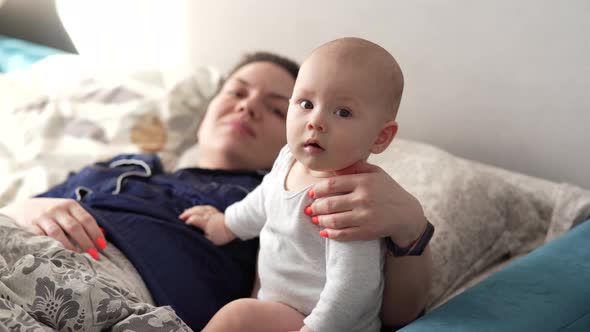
[226,52,300,81]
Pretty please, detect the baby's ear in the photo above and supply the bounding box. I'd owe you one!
[370,120,398,154]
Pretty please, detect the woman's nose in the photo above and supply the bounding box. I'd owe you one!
[237,99,259,119]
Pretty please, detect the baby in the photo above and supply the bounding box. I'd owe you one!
[192,37,403,332]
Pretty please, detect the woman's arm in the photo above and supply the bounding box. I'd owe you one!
[306,161,433,325]
[381,246,432,326]
[0,198,105,257]
[1,198,69,233]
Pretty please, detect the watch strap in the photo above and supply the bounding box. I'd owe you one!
[385,218,434,257]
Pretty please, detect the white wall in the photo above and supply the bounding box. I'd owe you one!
[59,0,590,188]
[184,0,590,189]
[57,0,191,71]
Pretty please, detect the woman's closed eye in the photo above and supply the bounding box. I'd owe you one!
[227,89,246,98]
[269,107,287,119]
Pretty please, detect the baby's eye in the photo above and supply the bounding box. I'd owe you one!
[335,109,352,118]
[299,100,314,109]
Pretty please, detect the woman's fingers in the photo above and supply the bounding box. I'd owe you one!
[320,226,367,241]
[308,194,356,218]
[32,200,105,260]
[310,161,382,199]
[30,224,45,236]
[313,210,359,229]
[68,202,105,250]
[310,176,357,199]
[35,216,77,252]
[54,209,96,253]
[315,210,379,240]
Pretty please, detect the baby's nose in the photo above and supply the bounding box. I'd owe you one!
[307,112,326,131]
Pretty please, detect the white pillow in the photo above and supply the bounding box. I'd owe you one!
[0,65,220,204]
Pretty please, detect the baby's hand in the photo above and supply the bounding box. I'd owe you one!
[179,205,236,245]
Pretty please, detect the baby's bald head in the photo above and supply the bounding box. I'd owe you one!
[306,37,404,119]
[287,38,403,170]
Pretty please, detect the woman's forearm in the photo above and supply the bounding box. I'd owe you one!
[0,200,30,225]
[381,245,433,327]
[0,198,67,230]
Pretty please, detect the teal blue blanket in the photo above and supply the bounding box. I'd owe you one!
[400,219,590,332]
[0,35,66,73]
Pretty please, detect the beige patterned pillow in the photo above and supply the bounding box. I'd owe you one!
[370,139,590,308]
[177,138,590,308]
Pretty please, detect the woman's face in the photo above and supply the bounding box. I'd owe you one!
[197,62,295,170]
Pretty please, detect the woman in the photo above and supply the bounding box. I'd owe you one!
[0,52,432,331]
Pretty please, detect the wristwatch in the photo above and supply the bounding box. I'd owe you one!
[385,218,434,257]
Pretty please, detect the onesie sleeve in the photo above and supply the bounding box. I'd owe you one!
[304,239,385,332]
[224,145,290,240]
[224,176,268,240]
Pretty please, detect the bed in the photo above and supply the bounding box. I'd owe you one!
[1,49,589,330]
[1,1,590,330]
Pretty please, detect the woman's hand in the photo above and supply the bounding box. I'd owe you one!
[0,198,106,259]
[179,205,236,245]
[306,161,433,326]
[306,161,425,246]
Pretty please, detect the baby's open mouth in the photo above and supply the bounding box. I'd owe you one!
[304,140,325,150]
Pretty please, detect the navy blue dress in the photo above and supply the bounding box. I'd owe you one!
[38,154,263,330]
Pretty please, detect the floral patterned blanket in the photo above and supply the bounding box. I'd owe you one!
[0,215,192,332]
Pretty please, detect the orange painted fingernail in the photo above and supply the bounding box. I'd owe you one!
[319,230,328,238]
[304,205,313,216]
[96,237,107,250]
[308,189,315,198]
[311,216,319,225]
[87,248,99,260]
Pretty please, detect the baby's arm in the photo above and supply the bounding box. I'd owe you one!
[304,239,384,332]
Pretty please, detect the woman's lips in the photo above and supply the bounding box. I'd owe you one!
[226,120,256,138]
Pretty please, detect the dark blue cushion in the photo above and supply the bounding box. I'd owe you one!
[400,219,590,332]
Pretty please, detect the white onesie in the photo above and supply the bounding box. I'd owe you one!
[225,145,385,332]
